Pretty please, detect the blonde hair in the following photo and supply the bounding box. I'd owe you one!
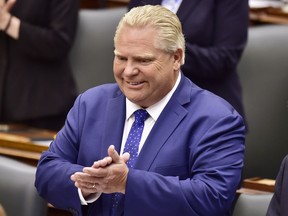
[114,5,185,65]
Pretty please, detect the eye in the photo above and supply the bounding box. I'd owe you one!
[138,58,153,64]
[116,55,127,62]
[141,59,150,63]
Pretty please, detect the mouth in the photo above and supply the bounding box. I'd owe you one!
[127,81,145,86]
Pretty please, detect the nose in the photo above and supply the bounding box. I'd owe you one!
[123,60,139,76]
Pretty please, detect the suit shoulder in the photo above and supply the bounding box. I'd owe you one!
[80,83,121,100]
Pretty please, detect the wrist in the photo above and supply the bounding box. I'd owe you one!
[4,15,12,32]
[0,11,10,31]
[4,16,20,40]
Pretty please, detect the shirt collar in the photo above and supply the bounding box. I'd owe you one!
[126,72,181,121]
[161,0,183,14]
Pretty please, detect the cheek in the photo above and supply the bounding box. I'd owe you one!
[113,61,122,77]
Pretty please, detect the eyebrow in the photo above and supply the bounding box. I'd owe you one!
[114,50,154,59]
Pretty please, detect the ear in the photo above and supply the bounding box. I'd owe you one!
[173,48,183,71]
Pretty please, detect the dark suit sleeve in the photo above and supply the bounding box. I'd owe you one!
[182,0,249,80]
[16,0,79,60]
[266,155,288,216]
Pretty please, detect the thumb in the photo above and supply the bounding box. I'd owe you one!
[121,152,130,163]
[107,145,121,163]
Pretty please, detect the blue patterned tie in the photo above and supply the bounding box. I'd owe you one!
[111,109,149,216]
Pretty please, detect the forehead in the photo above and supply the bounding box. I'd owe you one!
[115,25,158,50]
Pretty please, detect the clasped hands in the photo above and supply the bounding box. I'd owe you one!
[71,145,130,198]
[0,0,15,31]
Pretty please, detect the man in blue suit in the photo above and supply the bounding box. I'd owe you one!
[35,5,245,216]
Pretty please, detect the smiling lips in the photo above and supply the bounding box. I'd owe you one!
[127,81,144,86]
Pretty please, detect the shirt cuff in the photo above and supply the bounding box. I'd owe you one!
[78,188,102,205]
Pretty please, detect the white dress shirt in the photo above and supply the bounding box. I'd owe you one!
[121,72,181,155]
[161,0,183,14]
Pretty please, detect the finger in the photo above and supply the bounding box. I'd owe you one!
[107,145,121,163]
[92,156,112,168]
[71,171,102,185]
[76,181,97,189]
[74,180,101,194]
[71,173,103,193]
[70,174,76,182]
[71,171,88,182]
[83,166,108,177]
[121,152,130,163]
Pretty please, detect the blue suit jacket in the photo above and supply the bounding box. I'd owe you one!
[128,0,249,118]
[35,75,245,216]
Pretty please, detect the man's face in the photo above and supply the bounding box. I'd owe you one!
[113,25,182,108]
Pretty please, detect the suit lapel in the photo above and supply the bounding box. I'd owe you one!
[100,92,126,216]
[101,92,126,158]
[135,75,191,171]
[176,0,199,22]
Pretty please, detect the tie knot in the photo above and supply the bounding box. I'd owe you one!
[134,109,149,124]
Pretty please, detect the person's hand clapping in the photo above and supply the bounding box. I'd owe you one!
[71,145,130,198]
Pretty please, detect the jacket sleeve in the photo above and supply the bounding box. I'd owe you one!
[35,94,84,215]
[16,0,79,60]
